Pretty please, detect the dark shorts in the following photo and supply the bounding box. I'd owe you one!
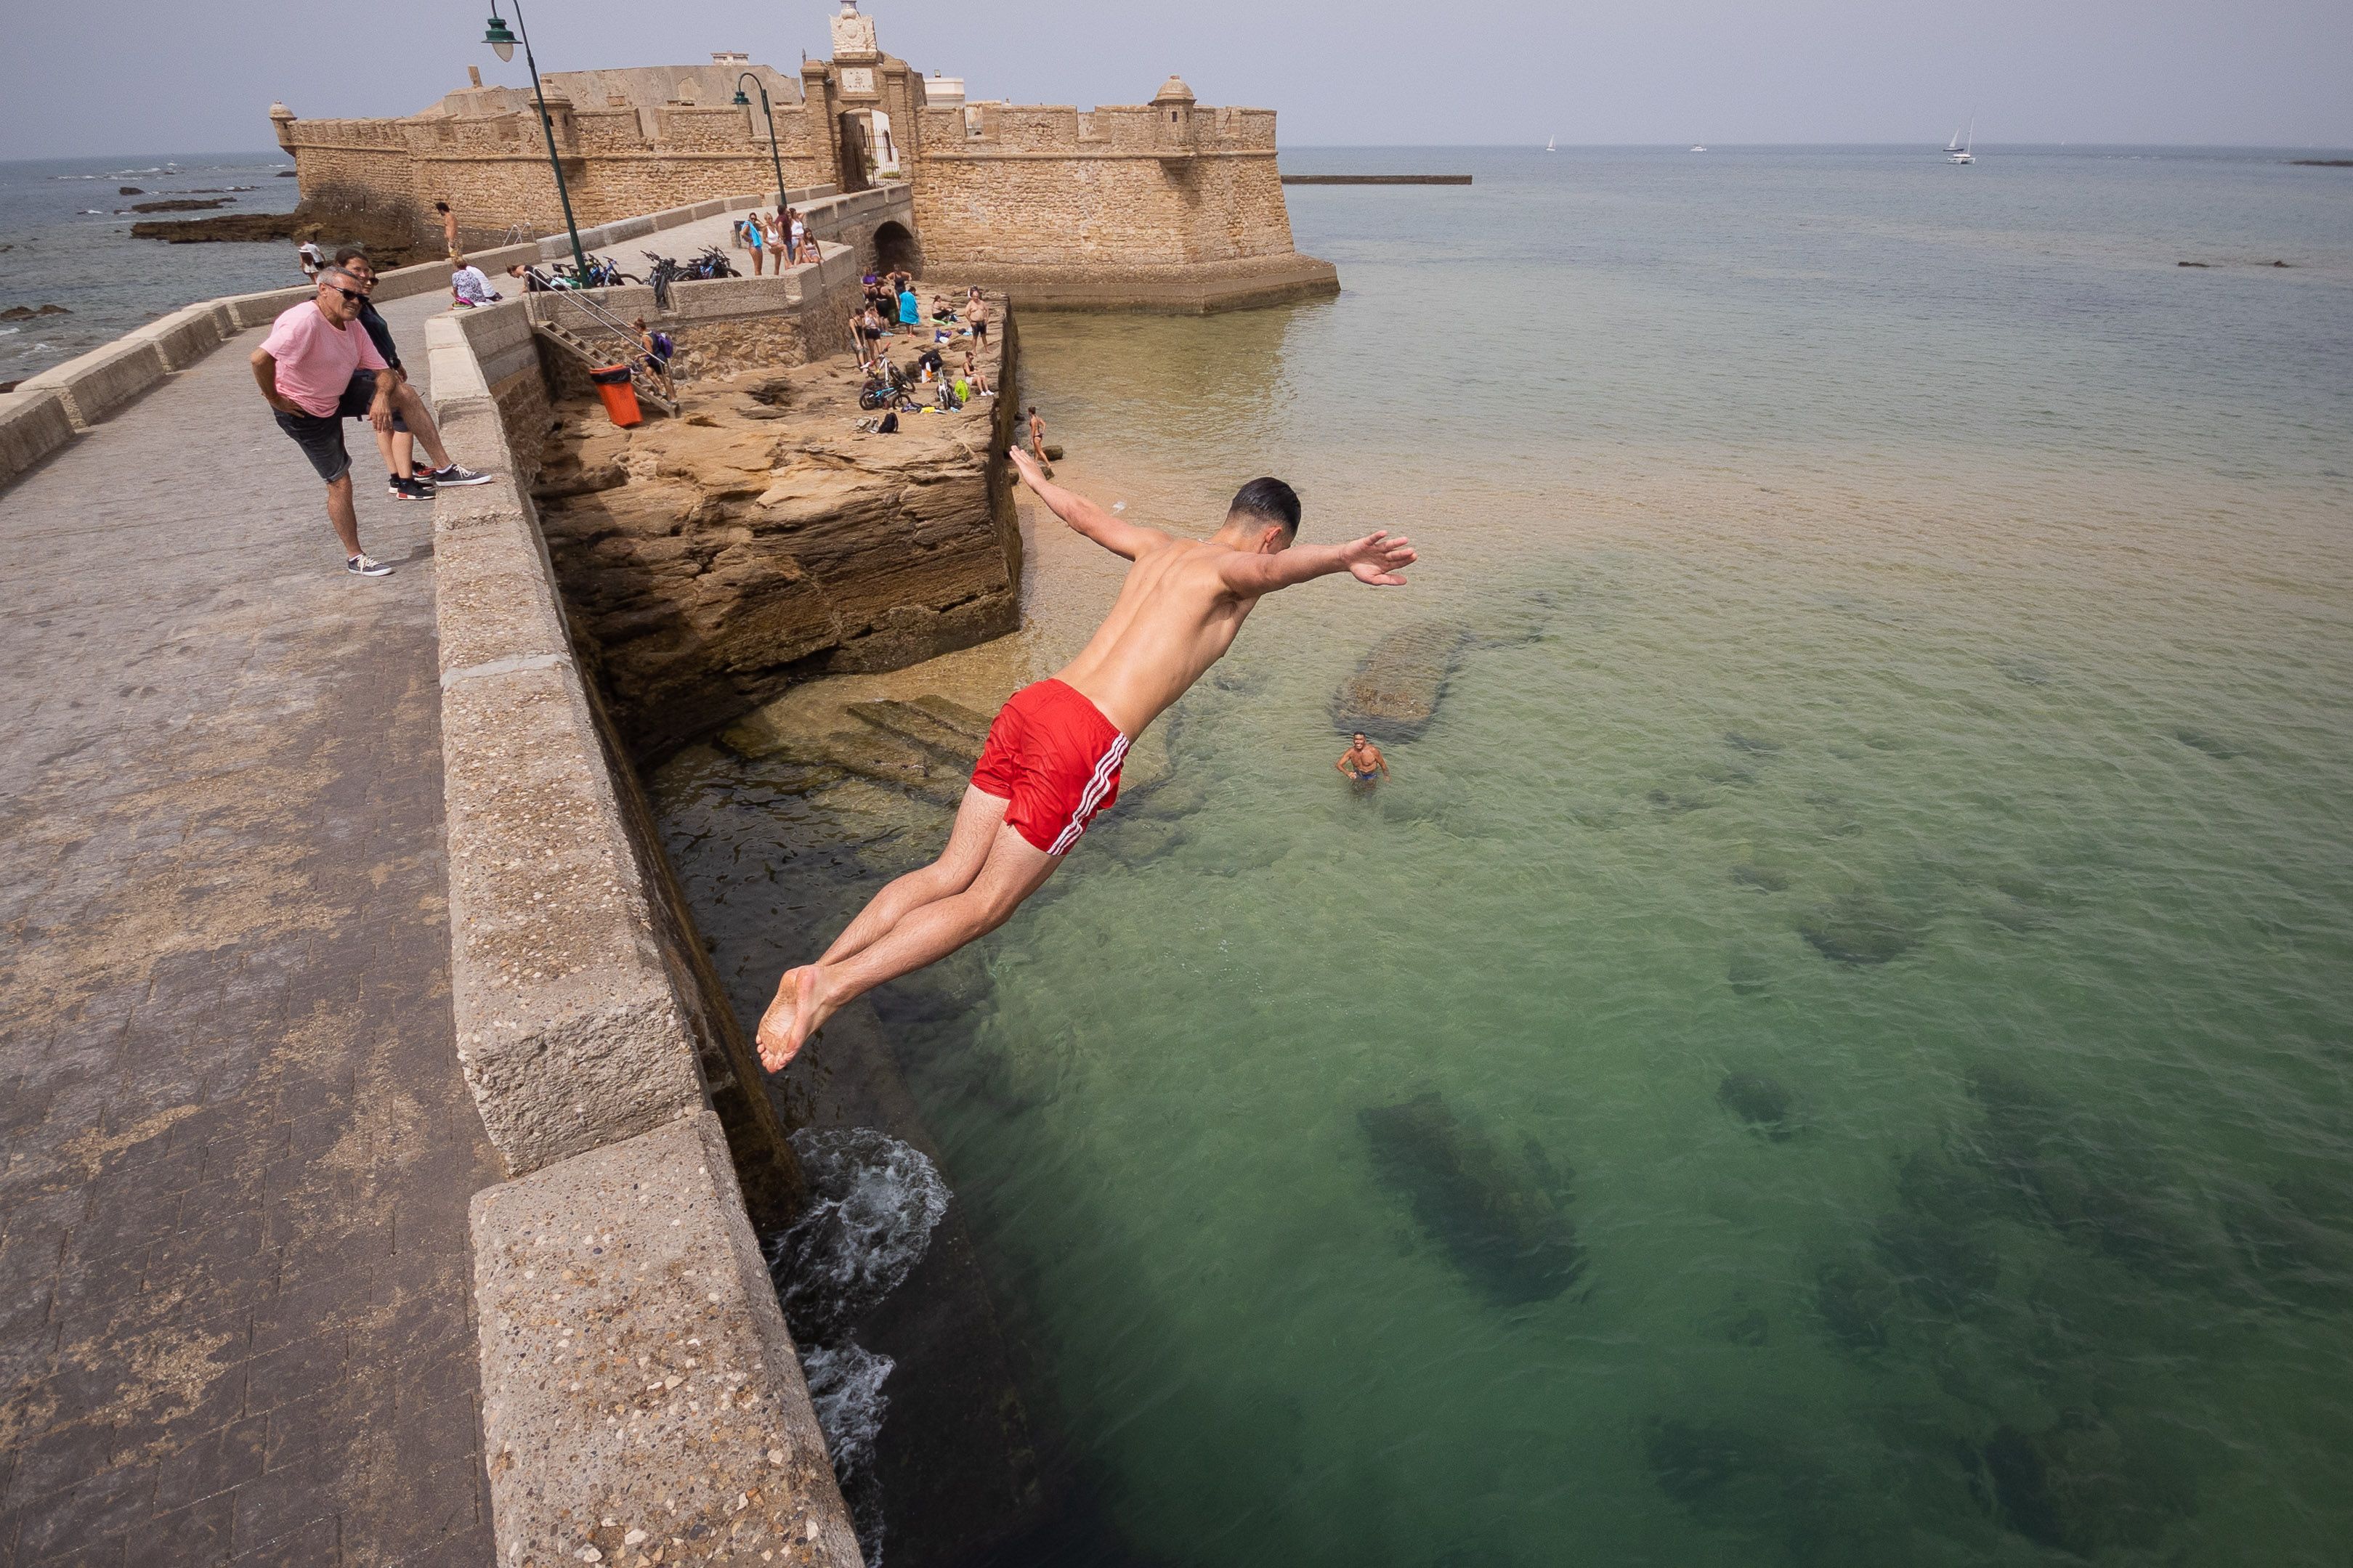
[273,369,381,484]
[971,320,989,341]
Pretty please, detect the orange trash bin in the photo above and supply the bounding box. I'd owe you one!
[588,364,642,427]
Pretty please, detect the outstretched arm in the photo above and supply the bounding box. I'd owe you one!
[1217,529,1417,598]
[1009,447,1167,559]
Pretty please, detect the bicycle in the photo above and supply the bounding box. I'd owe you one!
[856,357,918,412]
[552,253,638,290]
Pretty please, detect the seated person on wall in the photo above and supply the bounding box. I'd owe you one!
[451,259,501,307]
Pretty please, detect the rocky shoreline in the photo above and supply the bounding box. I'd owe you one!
[532,296,1021,762]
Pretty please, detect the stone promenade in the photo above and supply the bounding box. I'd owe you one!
[0,294,498,1564]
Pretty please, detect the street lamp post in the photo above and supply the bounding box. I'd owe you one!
[732,74,791,222]
[482,1,588,278]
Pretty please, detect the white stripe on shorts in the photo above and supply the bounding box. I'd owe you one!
[1048,734,1130,855]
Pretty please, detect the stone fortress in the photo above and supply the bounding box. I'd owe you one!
[272,0,1338,312]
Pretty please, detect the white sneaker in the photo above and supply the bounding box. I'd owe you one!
[347,553,394,577]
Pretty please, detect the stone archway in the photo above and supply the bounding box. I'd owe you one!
[872,220,921,277]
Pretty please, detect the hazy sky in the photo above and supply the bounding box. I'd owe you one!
[4,0,2348,160]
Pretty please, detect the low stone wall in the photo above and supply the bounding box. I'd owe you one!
[0,389,76,487]
[429,319,864,1564]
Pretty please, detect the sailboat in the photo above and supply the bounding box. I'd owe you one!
[1545,135,1556,153]
[1689,144,1708,153]
[1948,118,1975,164]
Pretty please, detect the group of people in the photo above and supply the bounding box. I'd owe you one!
[734,206,813,273]
[252,243,493,576]
[854,281,997,417]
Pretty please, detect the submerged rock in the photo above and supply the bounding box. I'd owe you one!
[2220,1175,2353,1312]
[1871,1209,1999,1317]
[1330,622,1471,742]
[1731,862,1791,893]
[1724,731,1783,754]
[1961,1066,2225,1285]
[1813,1259,1894,1353]
[846,699,985,765]
[1358,1091,1585,1305]
[1725,950,1773,997]
[2172,726,2245,759]
[1717,1071,1794,1140]
[1967,1414,2195,1556]
[1799,890,1919,964]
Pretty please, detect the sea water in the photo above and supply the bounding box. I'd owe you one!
[656,145,2353,1565]
[0,152,300,384]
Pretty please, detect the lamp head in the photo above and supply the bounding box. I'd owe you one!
[484,13,517,62]
[732,89,751,106]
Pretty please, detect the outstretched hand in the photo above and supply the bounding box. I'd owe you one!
[1340,529,1417,586]
[1008,445,1045,490]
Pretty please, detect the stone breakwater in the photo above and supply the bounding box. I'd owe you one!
[532,302,1021,762]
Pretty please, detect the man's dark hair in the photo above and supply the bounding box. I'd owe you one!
[332,244,368,267]
[1228,476,1301,536]
[434,201,450,214]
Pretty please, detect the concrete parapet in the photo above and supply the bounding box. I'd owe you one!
[425,275,859,1561]
[434,476,706,1171]
[424,313,491,402]
[225,285,315,329]
[0,389,77,489]
[16,337,169,430]
[123,301,227,370]
[470,1110,862,1568]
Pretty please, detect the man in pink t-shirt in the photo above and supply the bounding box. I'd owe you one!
[251,267,490,577]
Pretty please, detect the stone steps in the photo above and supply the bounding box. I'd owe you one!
[532,317,680,418]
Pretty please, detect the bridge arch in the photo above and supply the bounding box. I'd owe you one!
[872,219,921,277]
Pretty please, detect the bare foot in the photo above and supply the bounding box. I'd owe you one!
[782,967,839,1063]
[756,967,816,1071]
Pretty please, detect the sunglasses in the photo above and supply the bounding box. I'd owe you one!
[325,285,364,303]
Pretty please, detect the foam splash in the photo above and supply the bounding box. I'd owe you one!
[770,1128,949,1568]
[801,1341,894,1503]
[767,1127,950,1342]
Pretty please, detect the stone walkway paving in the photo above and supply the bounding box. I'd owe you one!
[0,293,498,1565]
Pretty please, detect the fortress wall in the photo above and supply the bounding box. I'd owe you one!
[912,149,1295,267]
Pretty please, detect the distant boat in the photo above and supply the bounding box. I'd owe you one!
[1948,117,1975,164]
[1689,144,1708,153]
[1545,136,1557,153]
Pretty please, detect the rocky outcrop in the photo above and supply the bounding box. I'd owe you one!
[1331,622,1471,741]
[132,199,424,265]
[535,333,1021,761]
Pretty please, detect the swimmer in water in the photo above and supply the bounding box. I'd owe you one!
[1336,731,1388,786]
[756,452,1418,1068]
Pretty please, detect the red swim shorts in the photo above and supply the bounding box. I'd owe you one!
[971,678,1131,855]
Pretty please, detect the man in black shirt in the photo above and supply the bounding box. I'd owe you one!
[333,247,434,500]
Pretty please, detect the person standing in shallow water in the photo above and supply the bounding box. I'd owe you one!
[1337,732,1388,786]
[756,455,1418,1067]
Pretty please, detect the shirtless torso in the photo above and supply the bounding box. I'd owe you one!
[1337,737,1389,783]
[755,447,1417,1066]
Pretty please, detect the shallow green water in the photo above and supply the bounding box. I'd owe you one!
[660,147,2353,1565]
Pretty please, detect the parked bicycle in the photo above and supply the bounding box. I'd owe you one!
[551,253,638,290]
[640,247,737,309]
[856,356,918,412]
